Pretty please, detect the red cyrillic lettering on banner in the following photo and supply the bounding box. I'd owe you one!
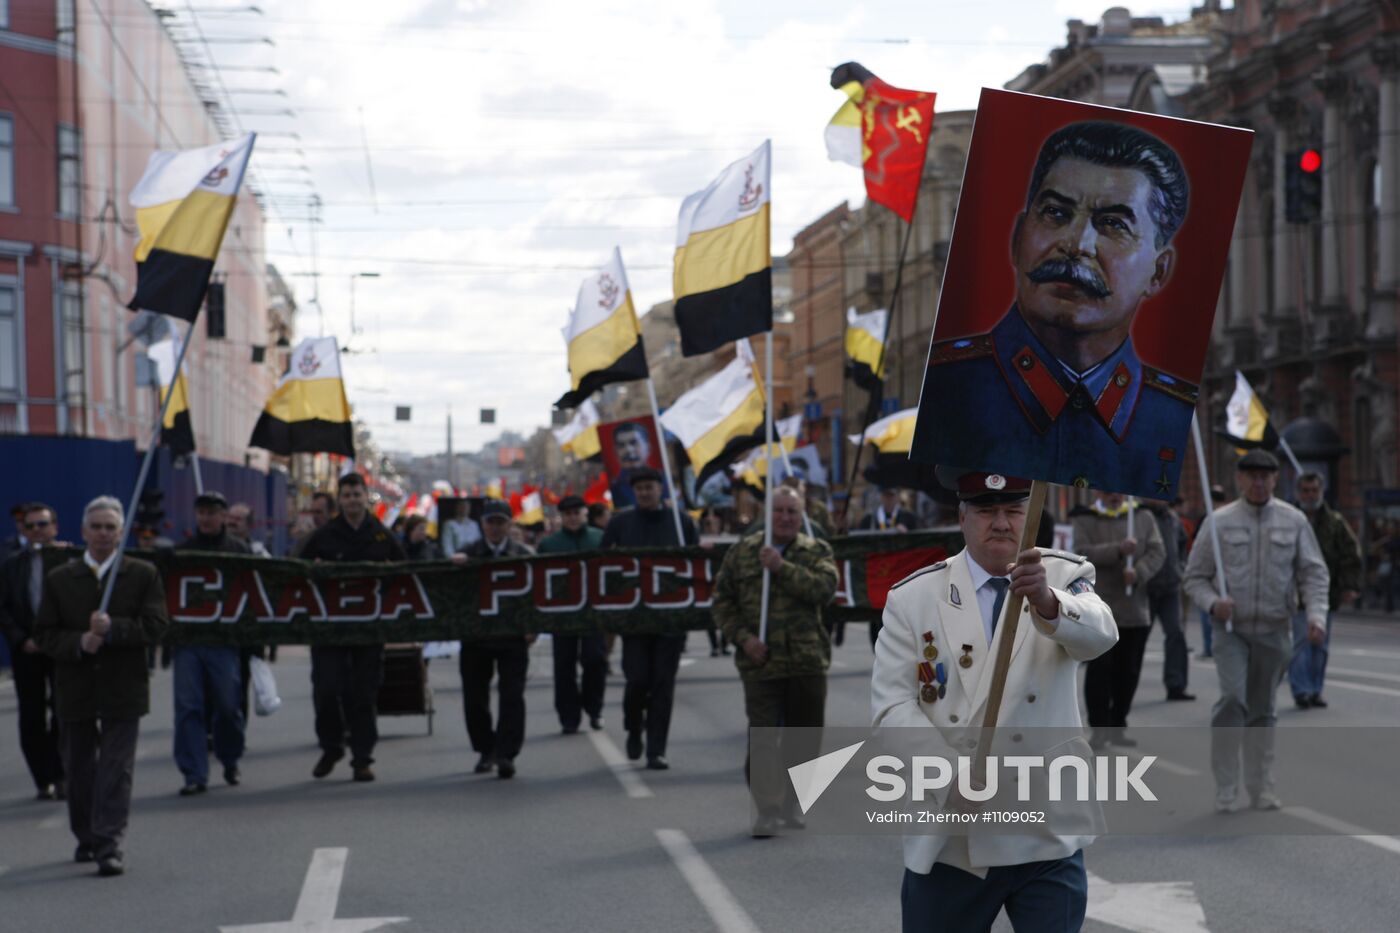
[690,557,716,608]
[480,564,532,616]
[221,570,273,623]
[593,555,639,610]
[321,577,380,621]
[641,556,692,608]
[381,574,434,620]
[535,559,586,612]
[171,569,222,623]
[271,578,328,622]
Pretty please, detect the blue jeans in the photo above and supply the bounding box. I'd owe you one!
[172,646,245,784]
[1198,610,1213,655]
[901,850,1086,933]
[1289,610,1332,698]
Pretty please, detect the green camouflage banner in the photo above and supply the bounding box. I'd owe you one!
[107,531,962,645]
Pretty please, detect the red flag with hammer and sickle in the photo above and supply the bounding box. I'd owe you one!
[831,63,936,223]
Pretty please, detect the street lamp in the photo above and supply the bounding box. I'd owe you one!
[349,272,380,335]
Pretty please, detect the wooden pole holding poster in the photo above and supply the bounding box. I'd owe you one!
[972,479,1048,780]
[644,377,687,545]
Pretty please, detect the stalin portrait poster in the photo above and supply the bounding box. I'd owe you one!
[911,89,1252,498]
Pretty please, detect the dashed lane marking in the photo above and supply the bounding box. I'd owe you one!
[1282,806,1400,857]
[655,828,761,933]
[587,729,654,799]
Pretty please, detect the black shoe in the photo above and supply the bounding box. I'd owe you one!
[178,782,207,797]
[497,759,516,779]
[626,731,644,761]
[710,648,720,657]
[35,784,56,801]
[352,766,375,783]
[589,715,605,731]
[474,754,497,774]
[561,724,580,735]
[97,856,124,877]
[1294,694,1312,710]
[223,766,241,786]
[751,814,780,837]
[312,749,344,779]
[646,756,670,770]
[1166,689,1196,701]
[54,781,66,801]
[1309,694,1328,708]
[74,846,95,864]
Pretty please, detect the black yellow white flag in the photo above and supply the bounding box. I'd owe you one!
[128,133,255,322]
[557,247,648,408]
[849,407,918,455]
[659,351,767,486]
[845,307,888,391]
[248,336,354,457]
[673,140,772,356]
[553,399,602,460]
[147,336,195,455]
[1222,370,1278,450]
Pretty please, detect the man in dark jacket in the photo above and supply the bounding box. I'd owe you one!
[1291,472,1361,708]
[172,492,250,796]
[299,473,405,782]
[538,495,606,734]
[1144,497,1194,701]
[451,499,535,778]
[600,467,698,769]
[0,501,69,799]
[35,496,168,876]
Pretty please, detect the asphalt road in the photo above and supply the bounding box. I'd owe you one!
[1,612,1398,932]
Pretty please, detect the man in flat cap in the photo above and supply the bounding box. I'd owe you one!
[601,466,698,769]
[913,121,1198,499]
[1183,449,1330,812]
[172,491,250,796]
[873,468,1117,931]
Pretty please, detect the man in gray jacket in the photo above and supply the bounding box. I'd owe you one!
[1183,449,1329,812]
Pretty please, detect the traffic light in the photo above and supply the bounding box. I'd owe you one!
[1285,148,1322,224]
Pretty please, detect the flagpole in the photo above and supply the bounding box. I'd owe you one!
[101,318,197,613]
[1277,433,1304,477]
[645,377,687,545]
[190,451,205,496]
[1191,414,1231,634]
[842,218,916,525]
[759,331,775,643]
[1124,497,1135,597]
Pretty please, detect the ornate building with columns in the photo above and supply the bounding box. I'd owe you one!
[1131,0,1400,519]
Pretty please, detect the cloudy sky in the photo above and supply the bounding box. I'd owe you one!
[190,0,1199,456]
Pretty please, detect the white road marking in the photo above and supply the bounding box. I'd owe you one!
[1127,753,1199,778]
[37,811,65,830]
[1086,870,1209,932]
[135,743,160,763]
[1282,806,1400,856]
[680,658,698,669]
[219,847,408,933]
[655,828,762,933]
[587,729,654,799]
[1336,647,1400,661]
[1321,678,1400,699]
[1324,665,1400,684]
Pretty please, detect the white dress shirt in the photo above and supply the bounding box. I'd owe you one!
[965,555,1011,646]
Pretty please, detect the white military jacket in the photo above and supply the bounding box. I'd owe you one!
[871,548,1117,875]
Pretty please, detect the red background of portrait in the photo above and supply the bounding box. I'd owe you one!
[598,415,664,478]
[929,89,1253,380]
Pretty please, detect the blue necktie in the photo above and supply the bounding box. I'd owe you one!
[987,578,1010,636]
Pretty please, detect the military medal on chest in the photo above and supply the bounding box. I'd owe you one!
[918,660,948,703]
[959,643,975,669]
[922,631,938,661]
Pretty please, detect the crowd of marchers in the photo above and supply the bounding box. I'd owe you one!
[0,451,1361,881]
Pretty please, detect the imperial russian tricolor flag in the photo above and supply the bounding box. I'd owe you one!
[845,306,888,391]
[248,336,355,457]
[553,398,602,460]
[673,140,772,357]
[556,247,649,408]
[128,133,255,322]
[147,336,195,455]
[659,349,767,486]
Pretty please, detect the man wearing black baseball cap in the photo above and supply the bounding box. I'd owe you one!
[538,495,606,734]
[601,466,697,769]
[873,467,1116,930]
[452,498,536,778]
[173,491,250,796]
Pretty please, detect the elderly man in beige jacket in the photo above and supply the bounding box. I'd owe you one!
[1183,449,1329,812]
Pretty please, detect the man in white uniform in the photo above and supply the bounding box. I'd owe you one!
[873,469,1117,932]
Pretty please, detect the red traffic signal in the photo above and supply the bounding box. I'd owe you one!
[1299,149,1322,173]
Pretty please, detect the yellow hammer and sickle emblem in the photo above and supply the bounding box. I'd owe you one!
[896,106,924,144]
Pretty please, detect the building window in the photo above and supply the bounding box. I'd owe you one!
[0,281,17,393]
[0,114,13,208]
[59,277,83,406]
[57,124,80,217]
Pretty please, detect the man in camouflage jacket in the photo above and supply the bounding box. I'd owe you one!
[713,485,839,836]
